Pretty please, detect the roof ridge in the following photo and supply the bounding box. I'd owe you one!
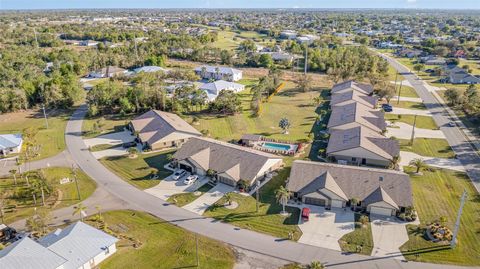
[293,160,406,175]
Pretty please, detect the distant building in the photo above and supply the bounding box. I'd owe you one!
[88,66,127,78]
[0,134,22,156]
[133,66,169,74]
[279,30,297,39]
[199,80,245,101]
[194,65,243,82]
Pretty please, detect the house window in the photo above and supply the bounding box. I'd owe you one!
[351,157,356,162]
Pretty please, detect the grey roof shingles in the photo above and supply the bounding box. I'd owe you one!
[330,90,377,108]
[287,160,412,208]
[331,80,374,95]
[327,102,386,132]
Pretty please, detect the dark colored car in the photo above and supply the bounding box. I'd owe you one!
[382,103,393,112]
[122,141,137,148]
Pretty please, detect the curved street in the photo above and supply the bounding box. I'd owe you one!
[60,104,474,269]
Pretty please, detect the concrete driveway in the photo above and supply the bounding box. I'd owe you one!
[386,122,445,139]
[297,206,354,251]
[370,215,409,259]
[183,183,234,215]
[83,130,135,147]
[145,174,209,200]
[387,108,431,116]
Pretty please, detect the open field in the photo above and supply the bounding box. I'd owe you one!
[398,138,455,158]
[400,167,480,266]
[385,114,438,130]
[99,150,174,189]
[204,166,302,241]
[93,210,235,269]
[338,213,373,255]
[0,167,96,224]
[0,109,71,161]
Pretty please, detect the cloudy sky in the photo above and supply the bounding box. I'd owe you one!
[1,0,479,10]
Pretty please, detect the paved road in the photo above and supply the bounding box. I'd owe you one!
[0,150,73,177]
[63,104,476,269]
[380,53,480,193]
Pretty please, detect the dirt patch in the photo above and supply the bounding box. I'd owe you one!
[233,247,290,269]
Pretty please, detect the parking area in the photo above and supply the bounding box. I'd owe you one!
[182,183,234,215]
[144,173,209,200]
[370,215,410,259]
[297,205,354,251]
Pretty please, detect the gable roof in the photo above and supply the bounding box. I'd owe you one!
[173,137,282,183]
[363,186,399,209]
[326,126,399,160]
[199,80,244,95]
[0,237,67,269]
[287,160,412,208]
[38,222,118,269]
[330,90,377,108]
[331,80,374,95]
[194,65,242,76]
[327,102,386,132]
[0,134,22,150]
[131,110,201,145]
[298,171,348,201]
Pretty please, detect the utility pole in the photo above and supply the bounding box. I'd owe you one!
[451,190,467,248]
[397,80,403,105]
[42,104,49,129]
[304,47,308,75]
[255,180,261,213]
[72,165,81,200]
[410,114,417,145]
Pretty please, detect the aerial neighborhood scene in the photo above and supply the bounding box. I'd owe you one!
[1,0,480,268]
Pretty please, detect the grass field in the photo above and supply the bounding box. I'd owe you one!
[0,167,96,224]
[82,114,135,138]
[385,114,438,130]
[338,213,374,255]
[398,138,455,158]
[99,150,174,189]
[0,109,71,161]
[400,168,480,266]
[398,85,419,98]
[167,184,214,207]
[393,101,427,110]
[185,82,327,142]
[95,210,235,269]
[204,166,302,241]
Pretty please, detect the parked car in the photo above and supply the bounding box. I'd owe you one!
[172,169,187,180]
[122,141,137,148]
[382,103,393,112]
[301,207,310,222]
[183,174,198,185]
[448,121,456,127]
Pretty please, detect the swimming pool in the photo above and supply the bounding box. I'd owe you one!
[261,142,297,152]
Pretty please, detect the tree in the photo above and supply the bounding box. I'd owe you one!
[444,88,463,106]
[278,117,291,134]
[258,54,273,68]
[413,63,425,72]
[389,155,401,170]
[9,169,18,185]
[296,74,312,92]
[350,198,359,211]
[359,215,369,227]
[73,203,87,221]
[275,186,290,215]
[409,158,427,173]
[308,261,325,269]
[224,192,233,206]
[377,84,396,104]
[128,147,138,158]
[209,90,242,115]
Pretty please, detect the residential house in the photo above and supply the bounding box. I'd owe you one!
[326,126,399,167]
[133,66,169,74]
[258,52,295,63]
[279,30,297,39]
[194,65,243,82]
[286,160,412,216]
[331,80,374,95]
[0,222,118,269]
[396,48,423,58]
[199,80,245,101]
[0,134,23,156]
[88,66,127,78]
[442,65,480,84]
[173,137,283,187]
[327,102,386,133]
[330,90,377,108]
[129,110,201,150]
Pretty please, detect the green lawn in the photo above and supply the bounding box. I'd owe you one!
[0,167,96,224]
[167,184,214,207]
[398,85,419,98]
[393,101,427,110]
[385,114,438,130]
[94,210,235,269]
[82,114,135,138]
[99,150,174,189]
[400,168,480,266]
[0,109,71,161]
[90,144,118,152]
[338,213,374,255]
[186,82,326,142]
[398,138,455,158]
[204,167,302,240]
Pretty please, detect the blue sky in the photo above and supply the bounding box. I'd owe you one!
[1,0,479,10]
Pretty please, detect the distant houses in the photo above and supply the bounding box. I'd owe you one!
[0,222,118,269]
[442,65,480,84]
[133,66,169,74]
[194,65,242,82]
[129,110,201,150]
[199,80,245,101]
[0,134,23,156]
[88,66,127,78]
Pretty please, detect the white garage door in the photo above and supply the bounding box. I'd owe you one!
[331,200,344,208]
[370,206,393,216]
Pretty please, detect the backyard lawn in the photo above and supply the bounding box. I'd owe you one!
[204,167,302,241]
[338,213,374,255]
[99,150,175,189]
[385,114,438,130]
[0,167,96,224]
[400,168,480,266]
[94,210,235,269]
[398,138,455,158]
[167,184,214,207]
[0,109,71,161]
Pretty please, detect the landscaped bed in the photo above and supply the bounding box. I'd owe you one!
[338,213,374,255]
[89,210,235,269]
[167,183,214,207]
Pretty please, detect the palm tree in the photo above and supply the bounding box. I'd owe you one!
[278,117,291,134]
[312,96,322,107]
[389,155,401,170]
[73,203,87,221]
[224,192,232,206]
[9,169,17,185]
[350,198,359,211]
[308,261,325,269]
[275,186,290,215]
[409,158,427,173]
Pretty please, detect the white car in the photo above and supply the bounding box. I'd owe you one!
[172,169,187,180]
[448,122,456,127]
[183,174,198,185]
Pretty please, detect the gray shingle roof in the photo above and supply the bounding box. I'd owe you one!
[331,80,374,95]
[287,160,412,208]
[330,90,377,108]
[131,110,201,145]
[327,102,386,132]
[173,137,282,183]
